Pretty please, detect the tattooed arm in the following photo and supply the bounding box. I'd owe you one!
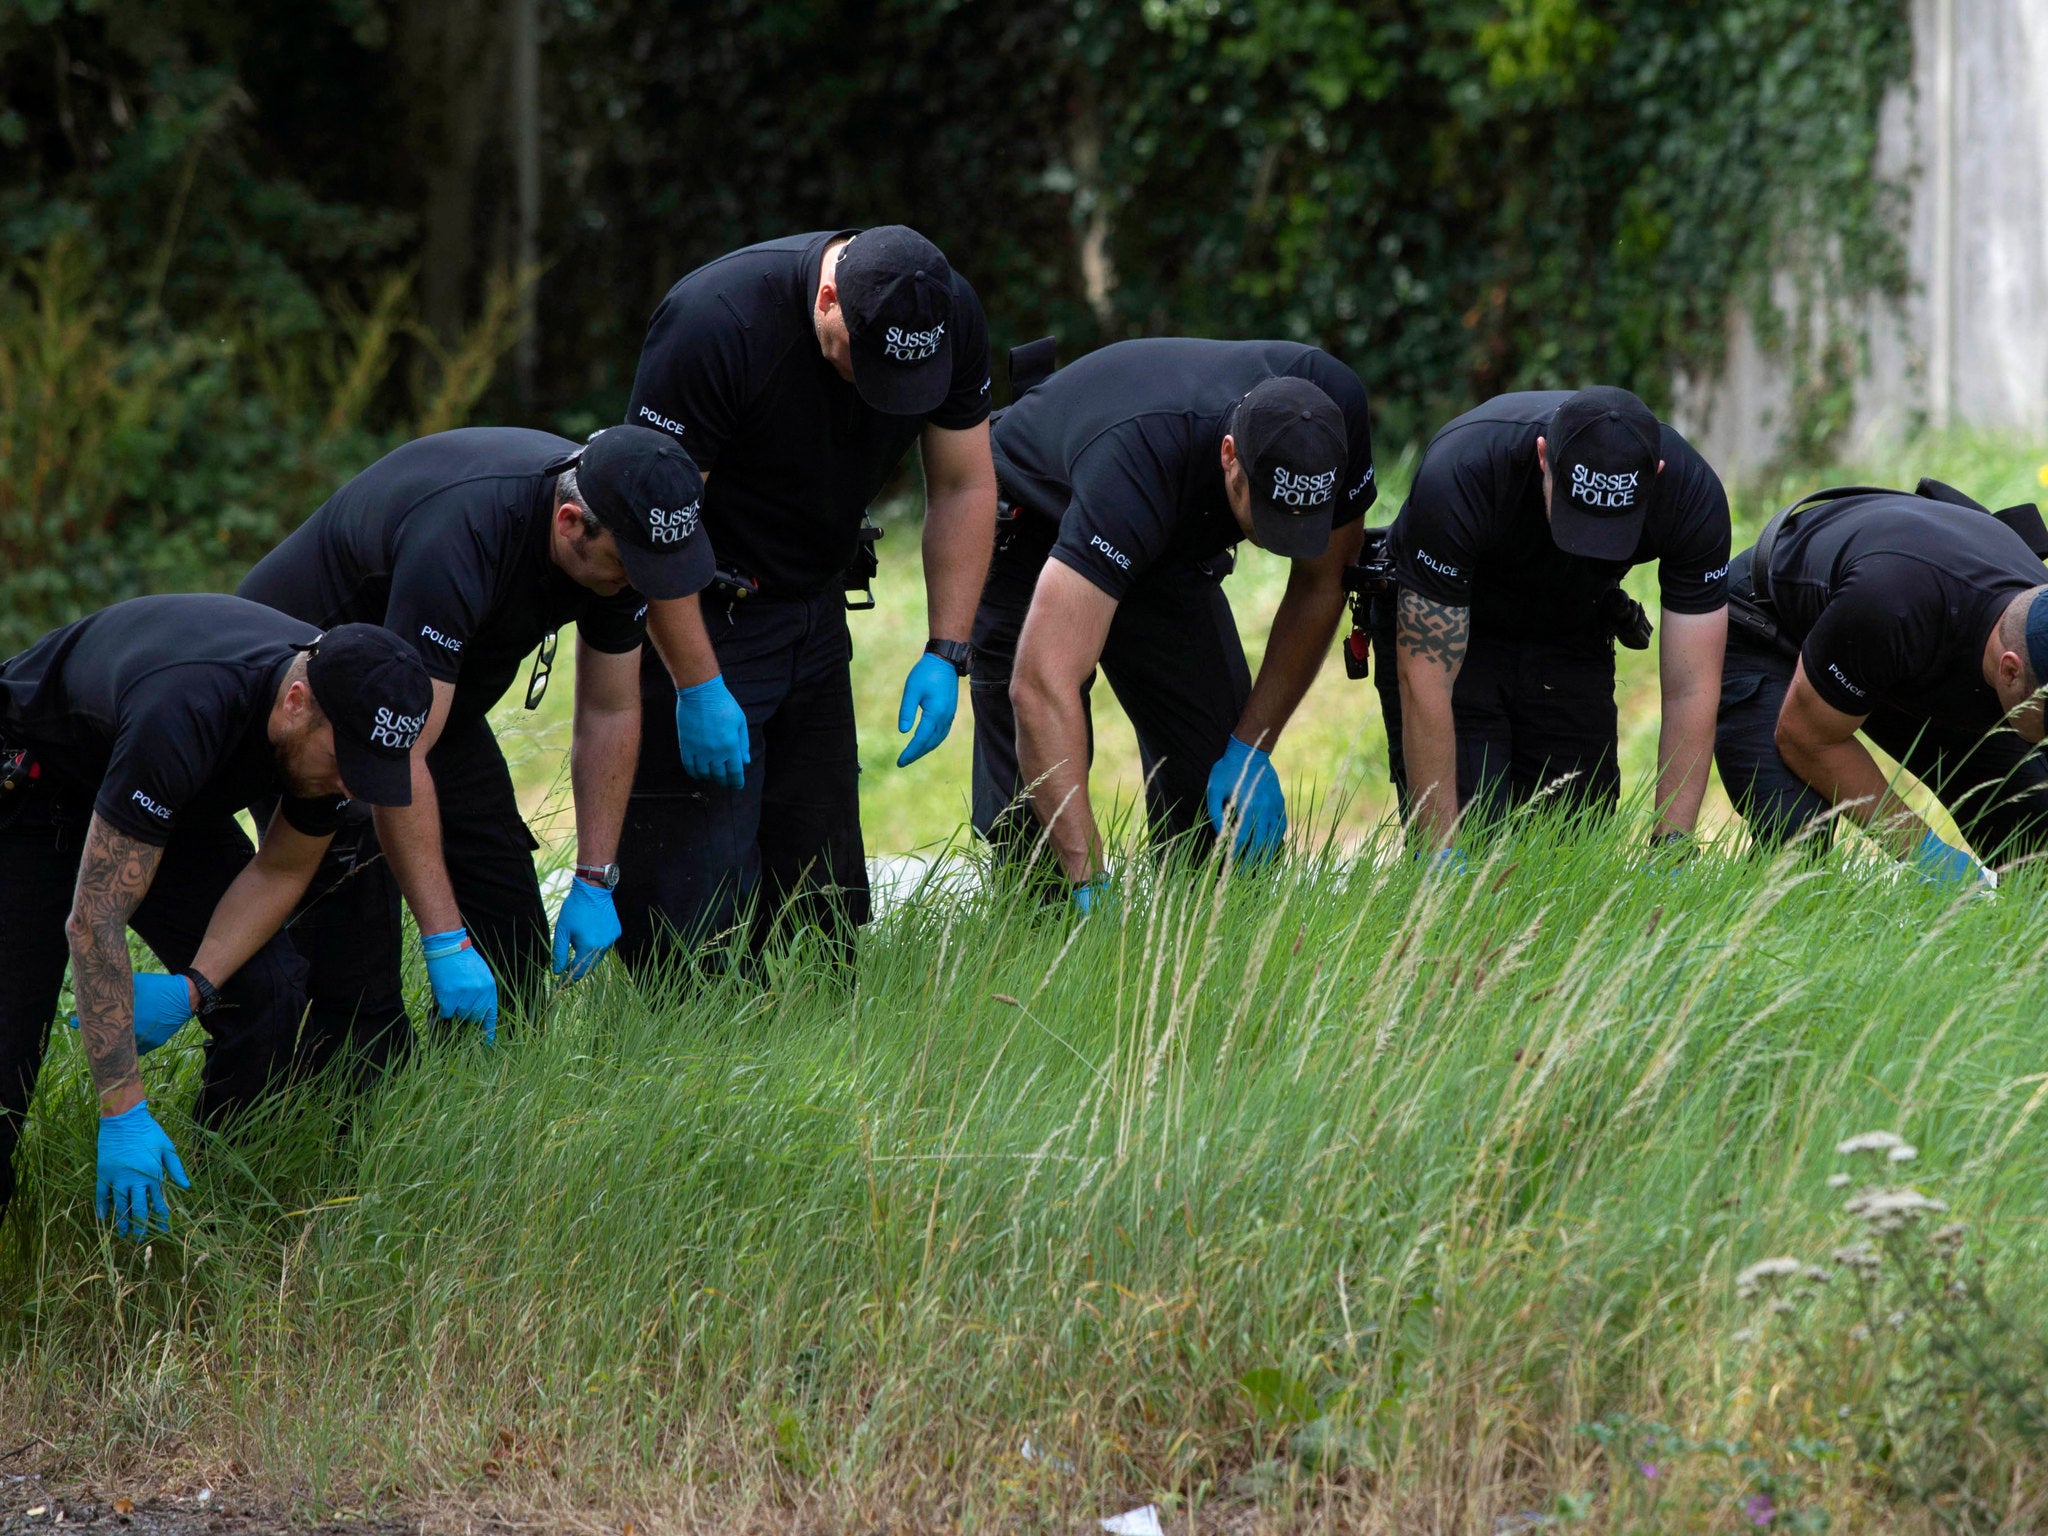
[65,814,164,1116]
[1394,587,1471,849]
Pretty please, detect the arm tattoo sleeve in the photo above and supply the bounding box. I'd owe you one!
[1396,588,1471,674]
[66,815,162,1102]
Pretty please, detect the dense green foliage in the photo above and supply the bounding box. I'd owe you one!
[4,821,2045,1528]
[1,0,1912,646]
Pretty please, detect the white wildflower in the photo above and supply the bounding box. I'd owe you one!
[1844,1187,1947,1223]
[1930,1222,1967,1250]
[1803,1266,1832,1284]
[1887,1144,1918,1164]
[1733,1326,1756,1344]
[1837,1131,1908,1156]
[1827,1173,1852,1189]
[1736,1256,1803,1296]
[1769,1298,1798,1315]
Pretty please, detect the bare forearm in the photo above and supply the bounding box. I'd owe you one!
[1780,736,1924,858]
[1015,679,1100,881]
[1652,693,1718,836]
[191,860,315,988]
[1239,575,1345,750]
[1394,590,1469,848]
[374,774,461,934]
[571,708,638,868]
[66,819,161,1112]
[923,485,996,642]
[645,595,720,688]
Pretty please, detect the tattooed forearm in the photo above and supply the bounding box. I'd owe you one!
[64,814,162,1104]
[1396,588,1471,673]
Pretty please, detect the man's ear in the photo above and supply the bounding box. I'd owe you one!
[1219,433,1239,474]
[1657,458,1667,476]
[816,280,839,320]
[1535,436,1549,475]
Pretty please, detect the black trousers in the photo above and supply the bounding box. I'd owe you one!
[273,718,549,1074]
[1372,623,1621,825]
[1715,639,2048,861]
[968,518,1252,864]
[616,589,869,975]
[0,773,309,1213]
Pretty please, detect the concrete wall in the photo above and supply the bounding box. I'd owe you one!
[1677,0,2048,471]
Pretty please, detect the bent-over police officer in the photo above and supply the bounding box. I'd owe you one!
[0,598,429,1233]
[237,424,714,1056]
[1380,388,1730,855]
[971,338,1376,902]
[1715,481,2048,878]
[618,224,997,969]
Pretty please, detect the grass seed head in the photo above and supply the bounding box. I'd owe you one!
[1836,1130,1909,1157]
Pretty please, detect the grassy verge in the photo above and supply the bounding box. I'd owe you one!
[4,813,2047,1531]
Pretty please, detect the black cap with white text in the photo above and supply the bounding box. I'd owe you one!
[566,425,716,601]
[835,225,956,417]
[1546,386,1661,561]
[1230,376,1348,559]
[298,623,433,807]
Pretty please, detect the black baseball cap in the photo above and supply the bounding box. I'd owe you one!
[1229,376,1348,559]
[1546,386,1661,561]
[569,425,716,601]
[835,226,955,416]
[299,624,433,807]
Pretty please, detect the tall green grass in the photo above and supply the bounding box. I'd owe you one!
[5,808,2046,1531]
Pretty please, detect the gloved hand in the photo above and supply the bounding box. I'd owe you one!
[96,1100,190,1238]
[68,971,194,1056]
[1417,847,1468,877]
[421,927,498,1044]
[896,652,961,767]
[552,877,621,982]
[1205,735,1287,863]
[1910,830,1988,886]
[675,676,751,790]
[1071,872,1113,916]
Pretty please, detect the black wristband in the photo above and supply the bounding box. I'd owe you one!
[179,967,221,1018]
[924,638,972,676]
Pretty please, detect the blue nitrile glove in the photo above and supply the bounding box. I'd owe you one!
[1910,830,1987,886]
[96,1100,190,1238]
[675,676,750,790]
[896,652,961,767]
[1417,847,1468,877]
[1204,735,1288,863]
[420,927,498,1044]
[67,971,194,1056]
[1071,873,1113,916]
[552,877,621,982]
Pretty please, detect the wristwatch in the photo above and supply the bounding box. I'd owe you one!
[924,638,973,677]
[178,967,221,1018]
[575,861,623,890]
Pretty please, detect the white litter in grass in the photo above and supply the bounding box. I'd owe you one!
[1101,1506,1163,1536]
[196,1488,213,1503]
[1019,1438,1078,1475]
[866,853,983,918]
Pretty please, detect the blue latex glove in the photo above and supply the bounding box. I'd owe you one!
[896,652,961,767]
[1418,847,1468,877]
[1071,873,1113,916]
[552,877,621,982]
[67,971,194,1056]
[96,1100,189,1238]
[421,927,498,1044]
[1204,735,1287,863]
[1910,830,1987,886]
[675,676,751,790]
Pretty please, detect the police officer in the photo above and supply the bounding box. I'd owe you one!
[1715,482,2048,877]
[0,598,429,1233]
[618,224,996,968]
[237,424,714,1057]
[1380,388,1730,855]
[971,338,1376,900]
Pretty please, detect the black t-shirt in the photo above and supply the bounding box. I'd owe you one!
[1388,392,1730,640]
[1767,492,2043,719]
[238,428,649,733]
[625,230,993,596]
[0,595,347,845]
[990,338,1378,600]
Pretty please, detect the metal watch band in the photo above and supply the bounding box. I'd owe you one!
[179,967,221,1018]
[924,638,972,676]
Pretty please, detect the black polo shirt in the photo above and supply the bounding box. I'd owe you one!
[238,428,649,732]
[990,338,1378,601]
[0,595,347,845]
[624,230,993,597]
[1388,392,1730,641]
[1767,492,2043,720]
